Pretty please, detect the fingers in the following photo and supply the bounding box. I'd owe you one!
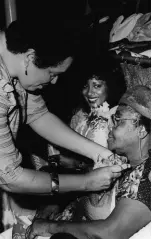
[25,225,32,239]
[25,225,37,239]
[26,230,36,239]
[110,164,131,173]
[110,164,131,180]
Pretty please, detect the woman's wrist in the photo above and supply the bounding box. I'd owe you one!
[50,222,66,235]
[91,143,113,163]
[49,222,59,234]
[58,174,87,192]
[40,167,59,194]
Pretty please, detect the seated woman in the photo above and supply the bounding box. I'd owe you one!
[34,66,127,221]
[26,85,151,239]
[61,68,127,220]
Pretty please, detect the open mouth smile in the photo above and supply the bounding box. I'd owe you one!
[88,98,98,103]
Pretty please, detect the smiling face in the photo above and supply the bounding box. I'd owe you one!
[19,55,73,91]
[108,105,140,155]
[82,75,108,109]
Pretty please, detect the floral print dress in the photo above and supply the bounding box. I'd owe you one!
[70,102,114,154]
[54,102,127,221]
[116,155,151,211]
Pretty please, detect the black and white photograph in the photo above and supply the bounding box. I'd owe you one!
[0,0,151,238]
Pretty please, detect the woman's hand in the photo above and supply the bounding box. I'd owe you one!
[26,219,55,239]
[84,163,130,192]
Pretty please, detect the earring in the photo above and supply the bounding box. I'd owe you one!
[25,66,28,76]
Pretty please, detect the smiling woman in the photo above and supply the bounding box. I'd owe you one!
[82,75,107,109]
[70,70,114,149]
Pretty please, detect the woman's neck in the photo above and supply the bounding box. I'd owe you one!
[126,145,149,167]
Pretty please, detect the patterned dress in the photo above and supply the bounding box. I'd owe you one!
[70,103,117,165]
[116,154,151,211]
[54,104,127,221]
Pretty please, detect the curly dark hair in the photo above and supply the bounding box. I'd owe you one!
[78,71,109,114]
[73,60,124,115]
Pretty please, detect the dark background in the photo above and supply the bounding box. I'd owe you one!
[0,0,151,121]
[0,0,151,160]
[0,1,150,231]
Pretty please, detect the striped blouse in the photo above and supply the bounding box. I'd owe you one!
[0,55,48,184]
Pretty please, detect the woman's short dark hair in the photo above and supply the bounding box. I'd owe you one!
[5,20,74,68]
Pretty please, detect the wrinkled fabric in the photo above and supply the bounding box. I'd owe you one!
[127,13,151,42]
[116,156,151,211]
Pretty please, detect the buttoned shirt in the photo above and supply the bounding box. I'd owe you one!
[0,55,48,184]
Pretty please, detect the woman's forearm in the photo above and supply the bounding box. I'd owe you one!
[59,174,86,192]
[4,168,52,194]
[3,160,125,194]
[3,168,86,194]
[53,221,107,239]
[30,112,112,161]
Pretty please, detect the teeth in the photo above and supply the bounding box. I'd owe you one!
[88,98,98,102]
